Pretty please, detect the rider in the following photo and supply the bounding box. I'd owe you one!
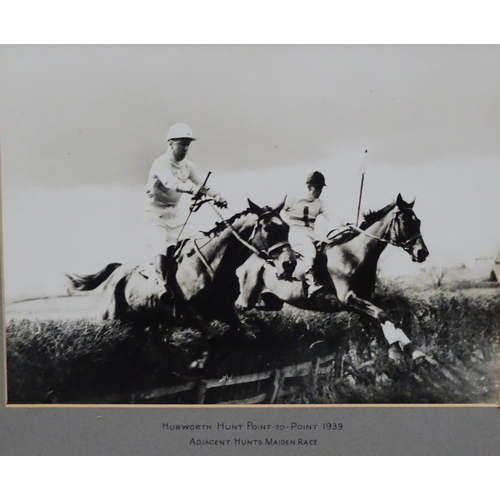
[283,171,333,297]
[144,122,227,300]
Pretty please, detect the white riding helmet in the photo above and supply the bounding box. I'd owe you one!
[166,122,196,141]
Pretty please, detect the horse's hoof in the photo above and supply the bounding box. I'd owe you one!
[403,343,426,362]
[388,342,404,361]
[189,360,205,370]
[235,301,250,312]
[244,331,257,342]
[411,350,426,362]
[189,351,209,371]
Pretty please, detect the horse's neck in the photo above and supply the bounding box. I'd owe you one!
[361,211,394,255]
[336,209,395,265]
[197,214,256,272]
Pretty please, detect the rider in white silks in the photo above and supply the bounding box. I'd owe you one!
[283,171,334,297]
[144,122,227,300]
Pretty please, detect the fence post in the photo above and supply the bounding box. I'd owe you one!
[312,356,320,395]
[277,371,286,402]
[334,342,345,379]
[194,379,208,404]
[265,370,282,404]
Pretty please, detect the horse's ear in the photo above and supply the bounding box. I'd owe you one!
[273,196,287,213]
[396,193,415,210]
[397,194,415,209]
[247,198,263,215]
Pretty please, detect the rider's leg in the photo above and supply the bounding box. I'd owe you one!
[145,207,180,300]
[153,253,171,300]
[154,253,168,280]
[302,253,323,298]
[289,227,323,297]
[304,263,323,297]
[154,244,177,300]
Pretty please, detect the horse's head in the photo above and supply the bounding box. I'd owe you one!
[392,194,429,263]
[247,198,296,279]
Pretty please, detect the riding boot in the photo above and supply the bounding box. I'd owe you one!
[154,253,174,303]
[304,268,323,298]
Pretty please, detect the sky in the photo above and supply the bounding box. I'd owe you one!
[1,45,500,300]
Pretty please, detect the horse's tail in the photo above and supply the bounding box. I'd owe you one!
[66,263,122,293]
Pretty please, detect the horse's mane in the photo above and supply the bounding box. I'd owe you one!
[359,201,396,229]
[172,207,259,258]
[200,207,255,238]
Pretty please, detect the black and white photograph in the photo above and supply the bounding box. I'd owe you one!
[2,44,499,406]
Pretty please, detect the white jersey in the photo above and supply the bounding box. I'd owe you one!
[144,150,206,256]
[283,191,332,230]
[283,191,334,266]
[146,151,205,209]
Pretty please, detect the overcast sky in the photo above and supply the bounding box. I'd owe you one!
[2,45,499,186]
[1,45,500,299]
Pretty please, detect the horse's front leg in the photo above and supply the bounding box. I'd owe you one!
[222,306,257,341]
[235,255,265,310]
[336,285,424,361]
[181,306,220,371]
[143,322,172,364]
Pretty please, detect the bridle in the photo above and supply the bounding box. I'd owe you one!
[346,208,422,252]
[247,209,292,260]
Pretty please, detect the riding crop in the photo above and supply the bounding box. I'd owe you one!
[176,171,212,242]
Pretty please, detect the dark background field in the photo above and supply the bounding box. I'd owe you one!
[5,281,499,405]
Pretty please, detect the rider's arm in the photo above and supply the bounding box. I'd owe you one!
[162,176,199,195]
[319,198,335,224]
[154,162,199,195]
[319,200,348,227]
[283,194,295,213]
[188,161,226,203]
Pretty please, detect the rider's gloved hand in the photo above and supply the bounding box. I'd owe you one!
[197,186,210,196]
[213,195,228,209]
[192,186,210,199]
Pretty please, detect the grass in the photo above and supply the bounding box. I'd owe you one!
[5,284,500,404]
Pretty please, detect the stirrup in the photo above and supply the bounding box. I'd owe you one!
[307,283,323,298]
[155,275,173,301]
[159,287,174,303]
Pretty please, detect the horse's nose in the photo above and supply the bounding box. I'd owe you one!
[417,247,429,262]
[282,259,295,275]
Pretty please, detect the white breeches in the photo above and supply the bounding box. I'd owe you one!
[144,205,185,256]
[288,226,316,269]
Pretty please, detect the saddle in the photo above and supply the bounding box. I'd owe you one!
[311,226,357,290]
[314,225,357,254]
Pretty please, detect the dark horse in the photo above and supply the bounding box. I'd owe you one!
[235,194,429,361]
[67,199,296,367]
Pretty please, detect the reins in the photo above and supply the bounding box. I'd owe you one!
[336,209,422,250]
[192,239,215,278]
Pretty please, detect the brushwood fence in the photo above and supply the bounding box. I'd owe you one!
[91,350,344,405]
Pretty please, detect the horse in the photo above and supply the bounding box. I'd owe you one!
[66,199,296,368]
[235,194,429,362]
